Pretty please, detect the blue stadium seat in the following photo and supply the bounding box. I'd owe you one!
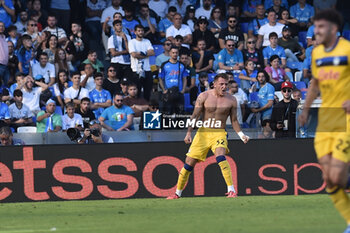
[240,22,249,34]
[184,93,194,112]
[343,30,350,40]
[287,61,303,70]
[298,31,307,48]
[292,81,307,90]
[149,55,156,65]
[213,53,219,70]
[153,44,164,57]
[208,73,216,83]
[233,73,241,87]
[249,92,259,102]
[301,91,307,99]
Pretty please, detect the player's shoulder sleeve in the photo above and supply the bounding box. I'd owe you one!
[311,45,323,79]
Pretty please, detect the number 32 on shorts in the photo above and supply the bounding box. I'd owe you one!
[216,139,225,145]
[335,139,350,154]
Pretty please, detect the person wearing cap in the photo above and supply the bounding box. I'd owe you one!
[278,25,305,62]
[183,4,196,32]
[9,89,34,131]
[166,12,192,49]
[270,81,298,138]
[195,0,213,19]
[78,119,114,144]
[158,6,177,41]
[218,15,244,50]
[30,52,55,86]
[36,99,62,133]
[192,16,216,52]
[16,75,48,115]
[120,78,129,96]
[89,72,112,119]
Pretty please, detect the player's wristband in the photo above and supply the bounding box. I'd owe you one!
[237,131,247,142]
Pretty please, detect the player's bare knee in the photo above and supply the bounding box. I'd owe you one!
[329,173,346,188]
[185,156,197,167]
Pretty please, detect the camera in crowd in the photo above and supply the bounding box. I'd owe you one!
[66,127,100,142]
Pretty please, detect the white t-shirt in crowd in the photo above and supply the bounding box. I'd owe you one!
[42,26,67,40]
[80,74,95,92]
[128,38,154,72]
[86,0,106,22]
[22,87,42,114]
[149,0,168,19]
[100,6,125,27]
[31,62,55,84]
[61,113,84,130]
[258,22,284,47]
[195,7,213,19]
[9,103,33,119]
[108,33,131,64]
[166,24,192,48]
[64,86,89,100]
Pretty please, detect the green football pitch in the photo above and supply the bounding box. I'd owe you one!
[0,194,345,233]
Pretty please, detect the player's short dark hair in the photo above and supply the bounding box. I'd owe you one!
[81,97,90,103]
[314,9,343,30]
[269,55,280,63]
[113,20,122,26]
[214,73,229,82]
[94,72,103,79]
[13,89,23,97]
[168,6,177,13]
[269,32,278,39]
[134,24,144,31]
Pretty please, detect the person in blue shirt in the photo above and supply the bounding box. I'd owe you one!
[264,0,288,10]
[99,93,134,131]
[89,72,112,119]
[17,35,33,75]
[158,6,176,43]
[239,60,258,94]
[290,0,314,30]
[122,5,140,39]
[0,0,15,28]
[158,46,188,114]
[247,4,268,37]
[217,39,244,73]
[137,4,158,44]
[242,0,262,19]
[250,70,275,120]
[263,32,286,67]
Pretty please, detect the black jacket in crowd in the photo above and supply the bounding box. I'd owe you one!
[270,99,299,138]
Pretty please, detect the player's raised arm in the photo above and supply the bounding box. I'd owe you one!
[230,96,249,144]
[298,78,320,126]
[184,92,205,144]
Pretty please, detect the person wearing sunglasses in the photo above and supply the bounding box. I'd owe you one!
[218,15,244,50]
[270,81,298,138]
[217,38,244,73]
[192,16,216,52]
[155,39,172,69]
[242,36,264,69]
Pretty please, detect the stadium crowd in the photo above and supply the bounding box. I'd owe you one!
[0,0,349,140]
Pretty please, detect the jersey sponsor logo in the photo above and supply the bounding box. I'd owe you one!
[317,68,340,81]
[315,56,348,67]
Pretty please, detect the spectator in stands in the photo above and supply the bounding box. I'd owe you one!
[53,70,70,111]
[30,52,55,86]
[78,119,114,144]
[156,39,171,69]
[208,6,227,40]
[0,126,25,146]
[82,50,104,73]
[149,0,168,19]
[36,31,50,54]
[192,39,214,73]
[302,35,318,83]
[120,78,129,96]
[192,16,216,52]
[179,49,196,92]
[0,0,15,28]
[42,35,58,64]
[239,60,258,94]
[136,0,160,23]
[266,0,286,19]
[6,25,18,47]
[50,0,71,34]
[183,5,196,32]
[35,75,53,108]
[99,93,134,131]
[108,20,132,81]
[195,0,213,19]
[158,46,188,114]
[242,36,264,69]
[250,70,274,120]
[122,5,139,38]
[23,19,40,44]
[158,6,177,42]
[227,2,239,18]
[137,4,158,44]
[29,0,47,29]
[36,99,62,133]
[278,9,298,38]
[228,80,245,126]
[169,0,191,17]
[64,71,89,105]
[54,48,74,77]
[173,35,188,53]
[123,83,149,117]
[76,97,96,129]
[80,63,95,92]
[61,102,84,131]
[17,34,33,75]
[66,21,89,67]
[217,39,244,73]
[242,0,262,19]
[166,13,192,49]
[247,4,268,38]
[89,72,112,119]
[278,25,305,62]
[85,0,106,45]
[258,119,274,138]
[18,75,48,115]
[129,24,155,101]
[190,72,209,105]
[313,0,337,14]
[7,41,18,84]
[42,15,68,46]
[218,15,244,50]
[0,97,10,127]
[265,55,289,90]
[290,0,314,31]
[270,81,298,138]
[264,0,288,10]
[15,10,28,35]
[263,32,286,68]
[257,11,284,49]
[9,72,23,97]
[0,21,9,86]
[292,89,301,103]
[102,66,121,97]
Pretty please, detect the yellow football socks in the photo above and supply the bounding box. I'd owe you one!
[175,164,193,196]
[326,186,350,224]
[216,156,233,187]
